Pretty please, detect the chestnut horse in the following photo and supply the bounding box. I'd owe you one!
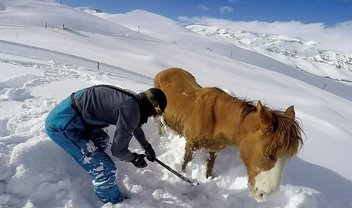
[154,68,303,202]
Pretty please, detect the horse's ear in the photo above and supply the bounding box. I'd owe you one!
[285,105,295,119]
[257,101,273,130]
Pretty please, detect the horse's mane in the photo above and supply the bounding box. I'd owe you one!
[210,88,257,121]
[267,110,303,156]
[234,95,303,157]
[241,100,257,121]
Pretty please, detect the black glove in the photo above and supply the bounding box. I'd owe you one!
[144,143,156,162]
[90,128,110,150]
[131,153,147,168]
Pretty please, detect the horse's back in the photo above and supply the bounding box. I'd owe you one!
[154,68,201,91]
[154,68,201,114]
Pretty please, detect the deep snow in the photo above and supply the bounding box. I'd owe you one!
[0,1,352,208]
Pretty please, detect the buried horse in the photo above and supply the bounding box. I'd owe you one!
[154,68,303,202]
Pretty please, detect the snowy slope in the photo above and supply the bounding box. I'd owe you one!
[95,9,190,42]
[0,0,150,40]
[1,1,352,208]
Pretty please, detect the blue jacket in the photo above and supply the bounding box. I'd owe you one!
[73,85,149,162]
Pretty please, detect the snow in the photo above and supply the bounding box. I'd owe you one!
[1,1,352,208]
[186,24,352,83]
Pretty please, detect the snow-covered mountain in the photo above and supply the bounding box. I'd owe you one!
[186,25,352,83]
[1,1,352,208]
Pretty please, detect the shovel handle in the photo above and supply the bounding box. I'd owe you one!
[155,158,198,186]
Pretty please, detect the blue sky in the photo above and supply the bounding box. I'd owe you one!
[63,0,352,26]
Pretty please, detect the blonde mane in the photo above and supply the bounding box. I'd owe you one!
[266,110,303,157]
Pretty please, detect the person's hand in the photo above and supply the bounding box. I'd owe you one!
[131,153,147,168]
[144,143,156,162]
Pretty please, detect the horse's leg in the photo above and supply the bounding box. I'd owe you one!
[182,142,194,172]
[154,116,165,136]
[206,152,217,178]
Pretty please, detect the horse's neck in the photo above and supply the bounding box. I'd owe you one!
[234,110,261,145]
[213,97,246,146]
[218,100,261,146]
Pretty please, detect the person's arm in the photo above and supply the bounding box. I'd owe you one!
[134,126,156,162]
[110,102,140,162]
[134,126,149,148]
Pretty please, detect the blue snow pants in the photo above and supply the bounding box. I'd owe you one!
[45,95,124,204]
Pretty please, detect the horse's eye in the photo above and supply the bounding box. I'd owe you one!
[265,155,276,161]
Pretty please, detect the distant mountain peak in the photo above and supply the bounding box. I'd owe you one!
[186,24,352,82]
[77,6,103,14]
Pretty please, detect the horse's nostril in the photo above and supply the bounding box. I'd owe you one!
[259,192,265,198]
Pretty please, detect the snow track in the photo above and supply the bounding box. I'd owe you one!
[0,40,153,86]
[0,40,154,207]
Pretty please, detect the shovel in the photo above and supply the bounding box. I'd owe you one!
[155,158,199,188]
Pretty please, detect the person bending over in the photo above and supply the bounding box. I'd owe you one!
[45,84,167,204]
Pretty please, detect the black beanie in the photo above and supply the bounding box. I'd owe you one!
[137,88,167,125]
[146,88,167,113]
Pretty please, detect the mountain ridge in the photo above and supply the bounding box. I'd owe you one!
[186,24,352,82]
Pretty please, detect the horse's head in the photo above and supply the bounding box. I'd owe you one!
[239,101,303,202]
